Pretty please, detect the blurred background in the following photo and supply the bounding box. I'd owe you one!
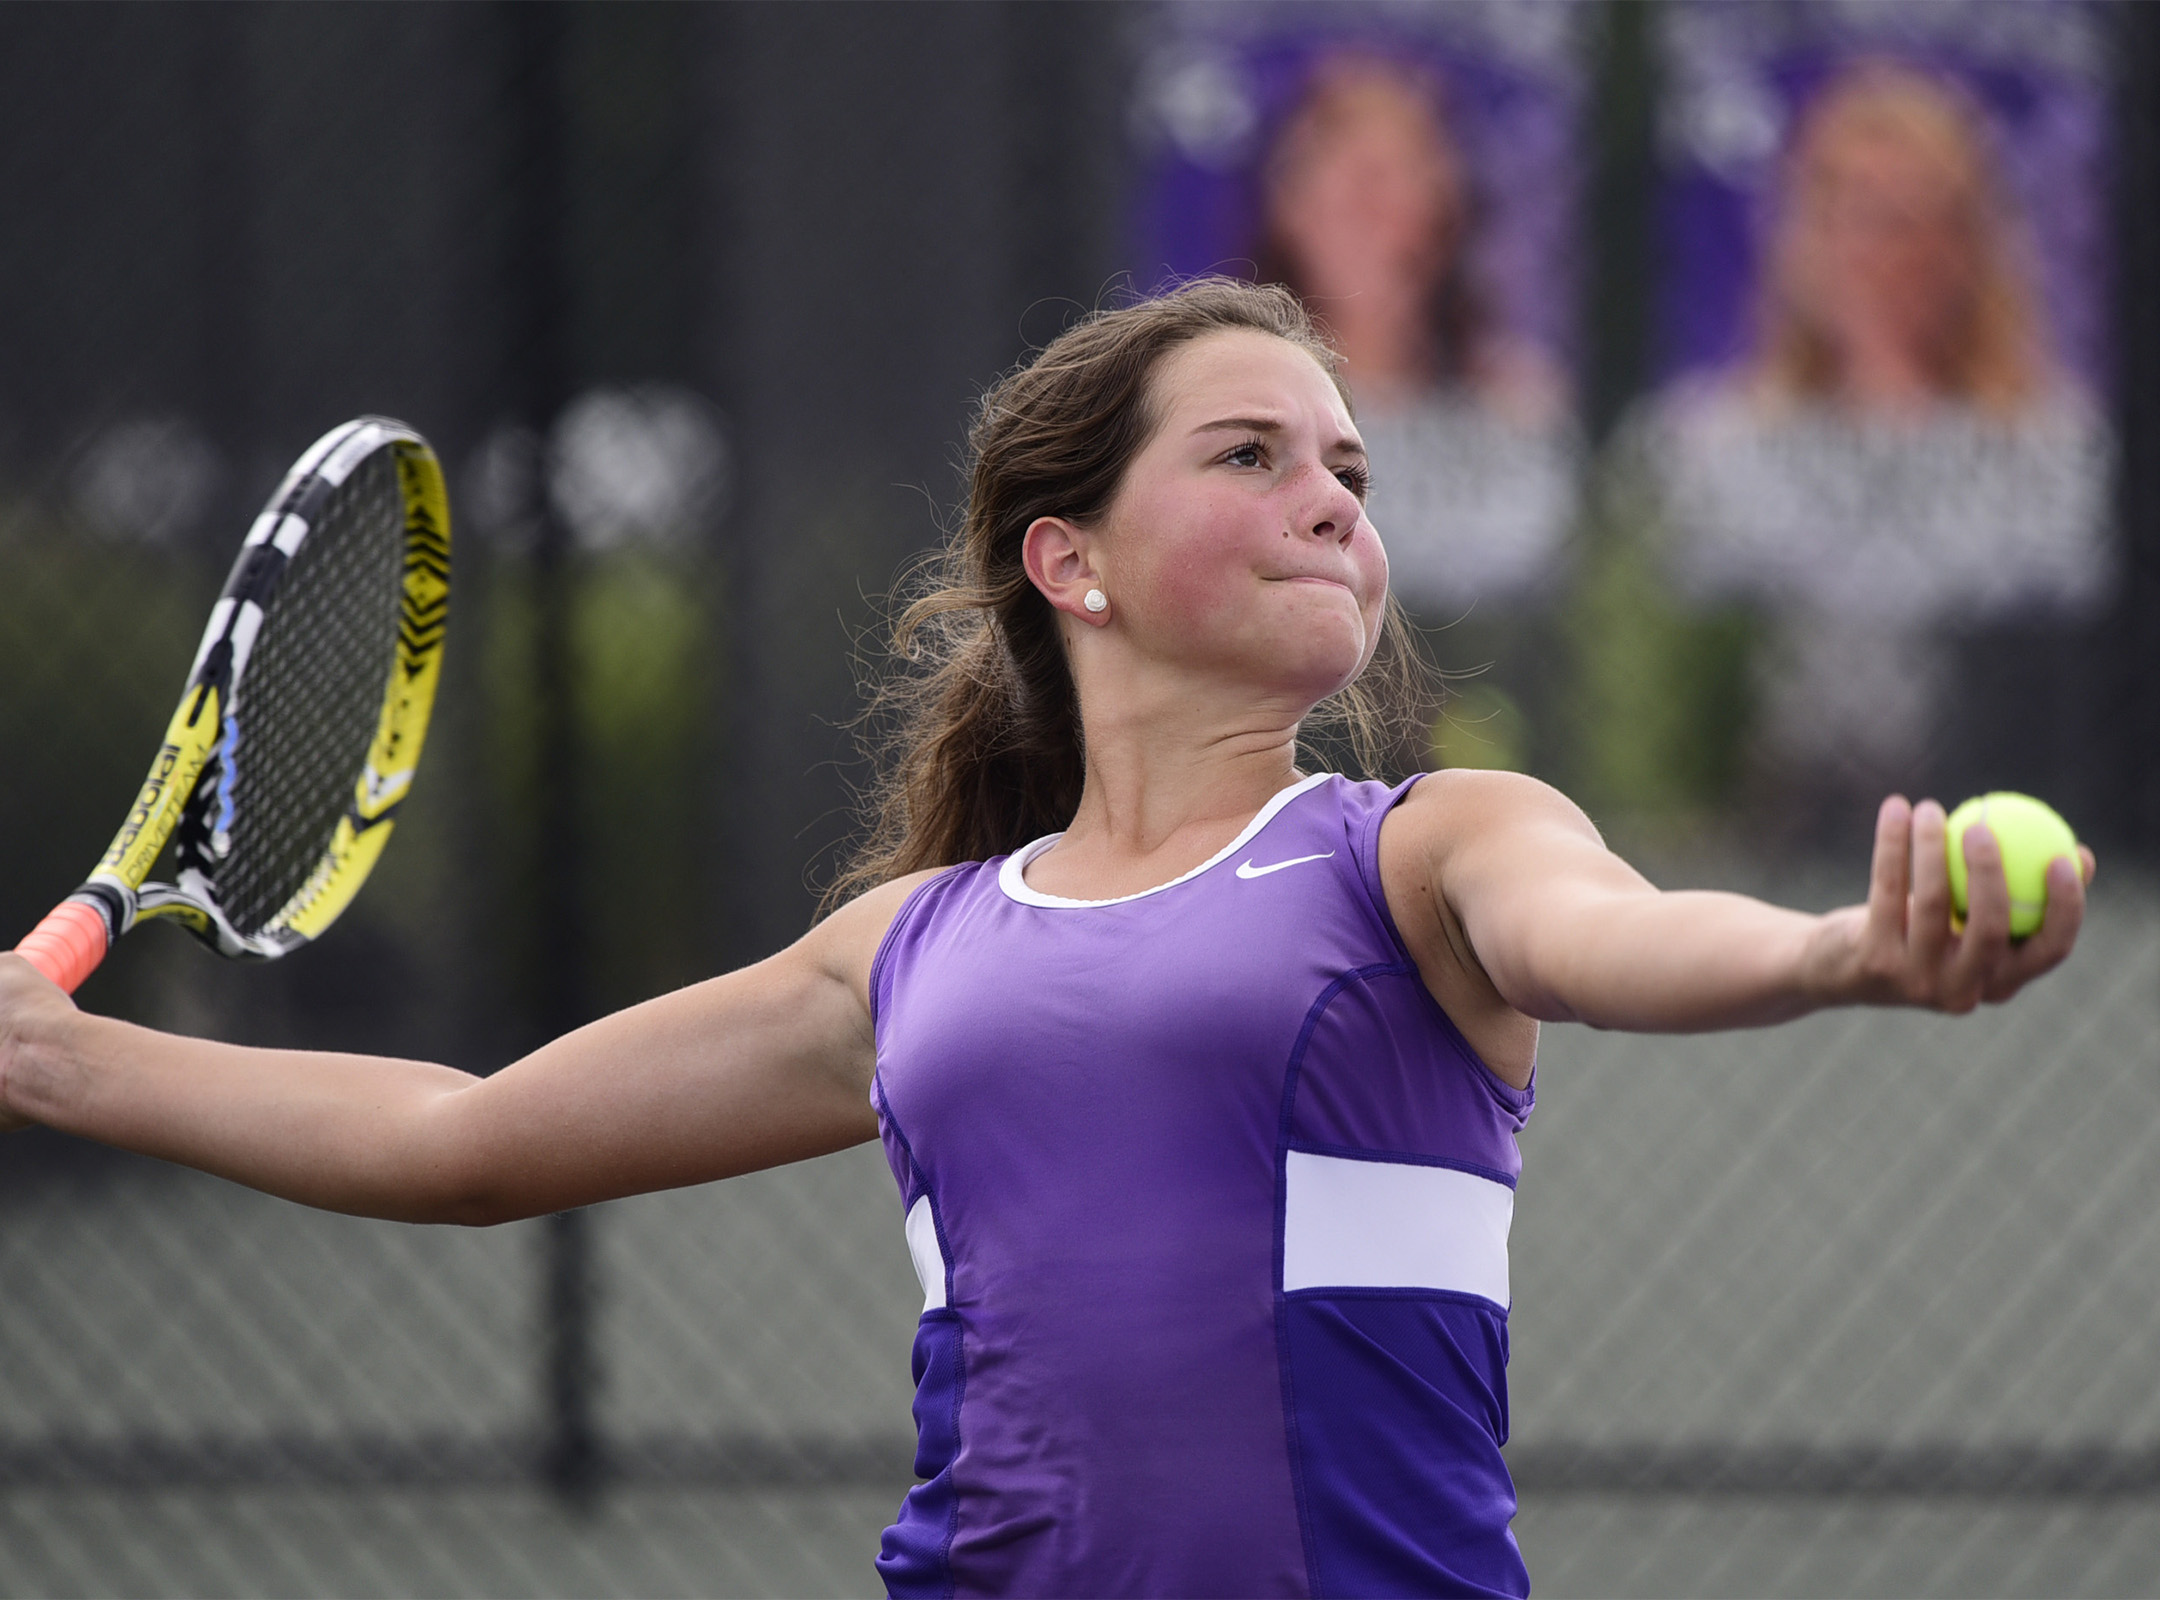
[2,2,2157,1595]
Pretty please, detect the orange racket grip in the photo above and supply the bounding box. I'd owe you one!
[15,900,111,995]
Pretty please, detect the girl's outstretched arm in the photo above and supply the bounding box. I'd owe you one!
[0,872,933,1224]
[1384,771,2092,1040]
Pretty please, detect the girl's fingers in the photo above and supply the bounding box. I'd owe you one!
[1984,854,2087,1001]
[1850,799,2091,1013]
[1948,820,2013,1002]
[1867,796,1913,944]
[1908,800,1954,975]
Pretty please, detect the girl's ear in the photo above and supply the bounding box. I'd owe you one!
[1023,516,1111,625]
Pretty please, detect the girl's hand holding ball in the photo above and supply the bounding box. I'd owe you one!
[1816,794,2094,1015]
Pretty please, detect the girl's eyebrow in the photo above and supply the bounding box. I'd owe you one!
[1192,416,1367,456]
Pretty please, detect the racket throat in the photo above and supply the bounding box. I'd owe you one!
[67,878,137,944]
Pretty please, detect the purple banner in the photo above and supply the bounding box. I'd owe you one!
[1128,2,1585,379]
[1656,0,2110,392]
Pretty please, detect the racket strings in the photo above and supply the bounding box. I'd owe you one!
[216,449,407,937]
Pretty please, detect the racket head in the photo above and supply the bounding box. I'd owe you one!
[86,416,451,962]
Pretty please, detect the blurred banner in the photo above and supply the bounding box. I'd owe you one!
[1128,1,1587,773]
[1600,0,2116,843]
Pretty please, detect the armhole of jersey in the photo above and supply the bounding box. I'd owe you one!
[1351,774,1536,1117]
[1351,773,1426,969]
[867,863,971,1034]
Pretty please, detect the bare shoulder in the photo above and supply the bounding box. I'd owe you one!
[1381,768,1601,868]
[1383,769,1644,926]
[796,868,949,1014]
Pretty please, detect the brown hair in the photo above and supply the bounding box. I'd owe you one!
[824,277,1435,912]
[1756,59,2045,411]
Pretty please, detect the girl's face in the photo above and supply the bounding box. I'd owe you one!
[1088,329,1388,711]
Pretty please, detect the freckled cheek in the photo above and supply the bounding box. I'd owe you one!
[1131,511,1261,632]
[1148,551,1246,633]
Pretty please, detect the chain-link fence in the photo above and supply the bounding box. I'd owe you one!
[4,3,2159,1596]
[5,882,2157,1596]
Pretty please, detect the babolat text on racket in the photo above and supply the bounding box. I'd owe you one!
[13,416,451,993]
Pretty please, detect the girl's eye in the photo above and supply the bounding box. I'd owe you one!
[1224,440,1267,469]
[1335,462,1372,500]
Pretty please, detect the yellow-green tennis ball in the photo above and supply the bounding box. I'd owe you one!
[1945,792,2078,939]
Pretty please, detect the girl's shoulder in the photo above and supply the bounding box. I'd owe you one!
[808,866,962,1029]
[1383,768,1589,853]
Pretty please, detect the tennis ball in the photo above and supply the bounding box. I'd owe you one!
[1944,792,2079,939]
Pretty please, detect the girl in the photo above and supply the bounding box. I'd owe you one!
[0,279,2091,1598]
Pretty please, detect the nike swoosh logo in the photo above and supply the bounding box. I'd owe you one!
[1236,851,1336,879]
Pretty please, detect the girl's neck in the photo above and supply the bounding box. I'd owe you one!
[1020,701,1306,901]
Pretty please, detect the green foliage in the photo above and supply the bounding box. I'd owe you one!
[1432,683,1530,773]
[477,546,719,1022]
[572,551,716,1009]
[1561,447,1758,828]
[1418,606,1575,783]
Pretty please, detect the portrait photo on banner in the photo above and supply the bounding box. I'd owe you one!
[1128,1,1587,775]
[1629,0,2115,830]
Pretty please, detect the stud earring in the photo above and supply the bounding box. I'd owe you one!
[1083,588,1108,614]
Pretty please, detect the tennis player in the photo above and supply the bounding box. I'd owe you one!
[0,280,2092,1598]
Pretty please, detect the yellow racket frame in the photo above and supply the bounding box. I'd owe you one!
[15,418,450,992]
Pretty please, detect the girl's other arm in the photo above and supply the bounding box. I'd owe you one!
[0,873,931,1224]
[1389,771,2089,1038]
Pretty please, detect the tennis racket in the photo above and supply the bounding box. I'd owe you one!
[13,417,451,993]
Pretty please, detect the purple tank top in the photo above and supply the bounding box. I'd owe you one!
[869,774,1535,1598]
